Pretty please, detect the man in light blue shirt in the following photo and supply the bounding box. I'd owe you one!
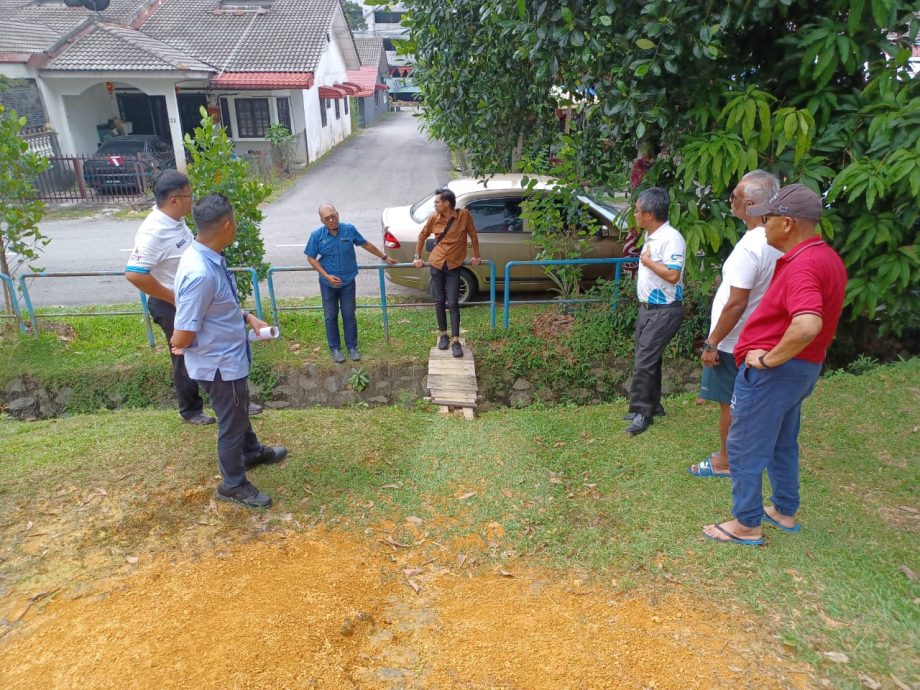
[171,194,287,509]
[305,203,395,363]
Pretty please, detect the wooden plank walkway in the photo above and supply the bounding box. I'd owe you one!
[427,339,478,419]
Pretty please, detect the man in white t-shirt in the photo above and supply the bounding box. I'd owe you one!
[690,170,782,477]
[625,187,686,435]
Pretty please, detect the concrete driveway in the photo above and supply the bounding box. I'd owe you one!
[21,112,450,308]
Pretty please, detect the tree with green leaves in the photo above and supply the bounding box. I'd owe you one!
[184,109,271,298]
[399,0,920,337]
[343,0,368,32]
[0,104,49,315]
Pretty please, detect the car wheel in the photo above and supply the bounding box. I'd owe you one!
[457,268,479,305]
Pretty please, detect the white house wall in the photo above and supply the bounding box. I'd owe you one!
[303,23,353,163]
[37,75,191,171]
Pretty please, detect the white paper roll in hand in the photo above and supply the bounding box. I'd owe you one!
[248,326,280,341]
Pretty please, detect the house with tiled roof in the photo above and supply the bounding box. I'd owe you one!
[0,0,363,168]
[346,36,387,127]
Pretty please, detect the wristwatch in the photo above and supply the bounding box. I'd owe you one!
[702,341,715,352]
[758,353,771,368]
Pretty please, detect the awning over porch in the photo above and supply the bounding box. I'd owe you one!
[318,85,346,99]
[211,72,314,89]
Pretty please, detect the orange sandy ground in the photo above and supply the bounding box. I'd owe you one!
[0,530,813,689]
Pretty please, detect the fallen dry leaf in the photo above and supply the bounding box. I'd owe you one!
[497,568,514,578]
[898,565,917,581]
[403,567,424,577]
[125,555,139,565]
[897,505,919,514]
[822,651,849,664]
[380,483,400,490]
[857,673,881,690]
[501,488,513,499]
[548,476,563,485]
[405,516,423,525]
[406,578,421,594]
[456,491,477,501]
[457,554,467,569]
[552,441,567,448]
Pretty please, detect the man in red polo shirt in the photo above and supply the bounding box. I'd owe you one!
[703,184,847,546]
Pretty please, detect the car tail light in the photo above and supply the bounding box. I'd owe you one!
[383,231,401,249]
[108,155,124,166]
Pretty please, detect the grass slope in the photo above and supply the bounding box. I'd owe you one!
[0,360,917,688]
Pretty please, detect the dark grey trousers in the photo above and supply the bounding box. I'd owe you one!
[628,303,684,417]
[430,265,461,337]
[197,371,261,490]
[148,297,205,420]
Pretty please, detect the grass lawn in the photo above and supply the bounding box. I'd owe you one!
[0,359,917,688]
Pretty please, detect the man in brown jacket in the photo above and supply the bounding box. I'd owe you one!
[412,188,482,358]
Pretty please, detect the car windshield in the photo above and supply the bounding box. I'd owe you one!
[410,193,436,223]
[97,140,147,154]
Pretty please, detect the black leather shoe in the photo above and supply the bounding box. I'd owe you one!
[215,482,272,509]
[183,412,216,425]
[451,340,463,358]
[244,445,288,471]
[623,404,666,421]
[248,402,264,416]
[626,413,653,436]
[437,335,450,350]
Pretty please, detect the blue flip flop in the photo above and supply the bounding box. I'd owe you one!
[762,513,801,533]
[689,455,731,478]
[703,523,764,546]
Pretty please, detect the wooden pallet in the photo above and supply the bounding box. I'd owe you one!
[427,339,478,419]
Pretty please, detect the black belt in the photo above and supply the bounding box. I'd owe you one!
[639,301,682,309]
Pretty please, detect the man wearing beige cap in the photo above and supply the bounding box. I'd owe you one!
[703,184,846,546]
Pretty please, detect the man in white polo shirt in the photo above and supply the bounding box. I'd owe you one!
[624,187,686,436]
[125,171,217,424]
[690,170,782,478]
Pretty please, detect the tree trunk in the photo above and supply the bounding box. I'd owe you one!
[510,131,525,172]
[0,232,12,314]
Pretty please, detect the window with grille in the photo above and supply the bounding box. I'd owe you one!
[234,98,270,138]
[334,99,340,120]
[344,97,349,115]
[276,97,292,131]
[319,98,328,127]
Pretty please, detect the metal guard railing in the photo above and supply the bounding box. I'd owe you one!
[16,268,264,346]
[267,260,496,341]
[0,272,27,333]
[502,257,639,329]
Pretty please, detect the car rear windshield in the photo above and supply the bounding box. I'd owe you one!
[97,140,147,154]
[410,193,436,223]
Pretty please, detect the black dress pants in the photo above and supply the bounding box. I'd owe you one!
[147,297,205,420]
[197,371,261,490]
[628,303,684,417]
[430,265,461,337]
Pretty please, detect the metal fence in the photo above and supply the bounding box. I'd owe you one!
[13,268,264,345]
[33,153,153,203]
[2,258,640,342]
[502,257,639,328]
[267,260,497,341]
[0,273,27,333]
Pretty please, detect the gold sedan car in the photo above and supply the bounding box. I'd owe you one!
[381,175,627,303]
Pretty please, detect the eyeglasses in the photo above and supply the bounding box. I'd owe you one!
[321,213,338,222]
[761,213,783,225]
[729,191,741,202]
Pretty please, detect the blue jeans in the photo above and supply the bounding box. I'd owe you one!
[727,359,822,528]
[319,279,357,350]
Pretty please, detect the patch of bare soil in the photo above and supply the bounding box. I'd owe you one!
[0,529,816,690]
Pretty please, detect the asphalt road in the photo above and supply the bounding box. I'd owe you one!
[22,112,450,308]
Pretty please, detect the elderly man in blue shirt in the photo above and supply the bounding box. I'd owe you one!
[170,194,287,509]
[305,203,396,363]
